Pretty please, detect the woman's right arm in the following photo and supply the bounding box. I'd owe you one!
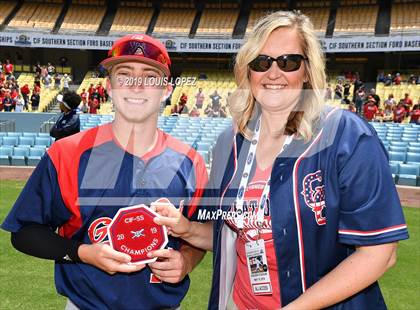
[152,202,214,251]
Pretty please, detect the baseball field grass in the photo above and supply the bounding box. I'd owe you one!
[0,180,418,310]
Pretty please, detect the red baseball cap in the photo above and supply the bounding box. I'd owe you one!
[101,34,171,76]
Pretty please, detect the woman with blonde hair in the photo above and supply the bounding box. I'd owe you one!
[151,10,408,309]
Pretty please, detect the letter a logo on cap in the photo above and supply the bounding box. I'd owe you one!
[134,47,144,55]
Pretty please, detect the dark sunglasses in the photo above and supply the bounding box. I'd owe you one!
[249,54,307,72]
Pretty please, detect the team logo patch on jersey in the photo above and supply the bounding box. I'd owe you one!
[301,170,327,225]
[88,217,112,243]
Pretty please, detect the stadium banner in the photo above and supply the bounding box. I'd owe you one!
[0,31,419,53]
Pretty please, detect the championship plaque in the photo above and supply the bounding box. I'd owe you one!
[108,204,168,264]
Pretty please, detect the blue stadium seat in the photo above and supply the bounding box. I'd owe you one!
[11,147,29,166]
[7,132,22,137]
[389,151,406,163]
[196,142,212,152]
[408,147,420,154]
[27,148,45,166]
[403,128,420,133]
[0,146,13,165]
[0,132,7,137]
[408,141,420,147]
[18,136,35,147]
[389,162,399,182]
[406,153,420,164]
[402,137,415,142]
[389,146,407,153]
[200,137,215,144]
[390,141,408,147]
[22,132,38,138]
[397,164,419,186]
[35,137,52,147]
[37,132,51,137]
[2,136,18,146]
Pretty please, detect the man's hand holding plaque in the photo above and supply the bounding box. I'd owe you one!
[108,204,169,264]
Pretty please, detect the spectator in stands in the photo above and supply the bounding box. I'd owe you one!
[343,80,351,98]
[410,104,420,124]
[179,92,188,105]
[376,71,385,83]
[204,103,214,117]
[30,90,40,111]
[3,59,13,76]
[34,74,41,89]
[210,90,221,109]
[348,103,356,113]
[79,99,89,114]
[91,87,101,103]
[189,105,200,117]
[393,101,406,123]
[20,83,30,110]
[363,97,378,121]
[62,74,72,92]
[384,94,396,109]
[43,74,52,89]
[34,62,42,76]
[171,101,188,115]
[3,91,13,112]
[215,105,227,118]
[14,94,24,112]
[96,82,105,103]
[393,73,401,85]
[50,92,81,141]
[352,74,363,100]
[54,73,61,89]
[374,108,384,122]
[383,94,395,122]
[10,84,18,99]
[80,88,88,105]
[195,88,205,109]
[325,83,333,100]
[88,83,95,99]
[355,86,366,115]
[402,93,413,115]
[47,63,55,76]
[384,74,392,86]
[41,66,48,78]
[33,82,41,94]
[369,88,380,107]
[89,96,100,114]
[334,80,343,99]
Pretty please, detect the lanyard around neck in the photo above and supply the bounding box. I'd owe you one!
[234,117,292,229]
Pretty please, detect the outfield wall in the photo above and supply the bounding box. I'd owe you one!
[0,112,58,132]
[0,166,418,208]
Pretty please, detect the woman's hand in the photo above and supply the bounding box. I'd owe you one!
[151,199,191,238]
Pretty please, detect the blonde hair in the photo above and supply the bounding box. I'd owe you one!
[229,10,326,141]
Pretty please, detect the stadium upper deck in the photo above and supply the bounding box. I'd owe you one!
[1,0,419,37]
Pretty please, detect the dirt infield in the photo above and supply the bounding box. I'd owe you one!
[0,166,35,180]
[1,166,419,208]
